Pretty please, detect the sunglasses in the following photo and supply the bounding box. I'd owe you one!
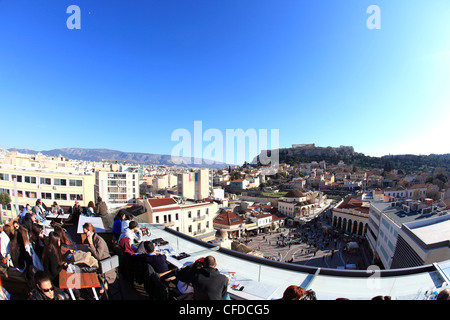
[41,286,55,293]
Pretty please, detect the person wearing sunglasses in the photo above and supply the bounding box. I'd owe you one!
[29,270,68,300]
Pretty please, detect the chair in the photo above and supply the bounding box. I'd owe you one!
[98,255,121,299]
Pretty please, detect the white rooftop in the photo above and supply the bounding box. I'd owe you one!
[139,224,449,300]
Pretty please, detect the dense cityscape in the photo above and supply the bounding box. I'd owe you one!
[1,144,449,301]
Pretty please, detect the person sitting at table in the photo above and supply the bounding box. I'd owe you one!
[82,222,117,295]
[53,225,72,251]
[118,233,137,284]
[29,270,69,300]
[10,225,33,275]
[118,220,143,252]
[177,255,229,300]
[30,224,46,261]
[134,241,169,274]
[86,201,96,217]
[176,257,205,298]
[21,211,37,233]
[71,200,83,225]
[0,224,14,269]
[51,201,63,215]
[112,211,125,241]
[95,196,108,217]
[32,199,46,222]
[42,231,72,288]
[19,204,32,224]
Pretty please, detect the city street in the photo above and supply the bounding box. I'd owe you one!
[243,210,369,270]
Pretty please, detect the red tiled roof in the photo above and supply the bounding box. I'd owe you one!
[148,198,178,208]
[213,210,244,226]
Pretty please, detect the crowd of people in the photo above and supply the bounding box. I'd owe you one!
[0,197,111,300]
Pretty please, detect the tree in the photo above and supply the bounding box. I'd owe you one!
[0,192,11,224]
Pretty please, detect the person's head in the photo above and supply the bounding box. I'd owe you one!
[34,270,56,300]
[88,201,95,208]
[371,295,391,301]
[47,231,61,248]
[2,224,12,237]
[83,222,96,238]
[115,211,125,220]
[281,285,307,300]
[97,196,102,202]
[36,199,41,206]
[30,212,37,222]
[12,220,20,231]
[203,255,217,268]
[143,241,155,254]
[43,232,63,264]
[53,225,71,245]
[31,224,44,241]
[192,257,205,270]
[128,220,138,231]
[26,204,32,213]
[437,288,450,300]
[74,200,79,206]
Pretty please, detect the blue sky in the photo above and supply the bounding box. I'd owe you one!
[1,0,449,164]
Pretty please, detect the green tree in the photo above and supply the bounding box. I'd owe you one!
[0,192,11,223]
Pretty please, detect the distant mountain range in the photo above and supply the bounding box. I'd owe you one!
[7,147,228,169]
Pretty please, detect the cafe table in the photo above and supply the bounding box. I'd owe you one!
[59,269,101,300]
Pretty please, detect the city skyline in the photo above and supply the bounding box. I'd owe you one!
[1,1,450,163]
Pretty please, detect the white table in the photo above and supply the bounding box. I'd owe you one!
[77,215,106,234]
[46,213,70,220]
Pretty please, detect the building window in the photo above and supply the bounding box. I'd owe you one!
[156,216,159,224]
[42,193,52,200]
[175,213,179,220]
[69,179,83,187]
[25,191,37,199]
[24,176,37,184]
[70,194,83,201]
[54,179,67,186]
[11,175,22,183]
[0,174,9,181]
[40,177,51,185]
[188,211,192,218]
[54,193,67,201]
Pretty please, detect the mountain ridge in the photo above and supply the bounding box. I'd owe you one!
[7,147,228,169]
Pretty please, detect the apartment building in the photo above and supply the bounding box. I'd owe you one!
[0,164,95,221]
[177,169,212,200]
[95,171,139,206]
[136,196,217,239]
[367,198,449,269]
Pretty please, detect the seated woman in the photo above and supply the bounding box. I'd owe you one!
[86,201,96,217]
[82,222,117,292]
[42,232,73,288]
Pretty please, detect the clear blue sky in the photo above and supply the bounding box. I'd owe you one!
[1,0,449,164]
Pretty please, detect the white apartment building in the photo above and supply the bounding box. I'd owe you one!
[95,171,139,206]
[177,169,212,201]
[0,164,95,222]
[367,199,449,269]
[136,197,217,239]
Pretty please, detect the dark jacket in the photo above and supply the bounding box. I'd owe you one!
[134,253,169,274]
[177,266,228,300]
[28,288,69,300]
